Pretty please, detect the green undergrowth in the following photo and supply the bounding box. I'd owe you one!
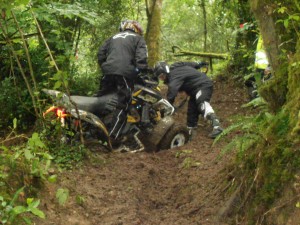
[0,130,51,224]
[0,119,90,224]
[216,99,300,224]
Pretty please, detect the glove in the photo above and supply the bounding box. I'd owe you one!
[198,62,209,67]
[138,67,150,73]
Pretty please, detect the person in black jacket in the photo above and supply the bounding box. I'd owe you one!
[97,20,148,141]
[154,61,223,139]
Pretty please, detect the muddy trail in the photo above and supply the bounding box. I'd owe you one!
[34,77,254,225]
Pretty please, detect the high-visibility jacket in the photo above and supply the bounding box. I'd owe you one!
[255,36,269,70]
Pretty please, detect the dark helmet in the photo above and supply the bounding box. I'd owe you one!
[119,19,144,35]
[153,61,170,78]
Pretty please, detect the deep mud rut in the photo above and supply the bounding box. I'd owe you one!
[34,77,254,225]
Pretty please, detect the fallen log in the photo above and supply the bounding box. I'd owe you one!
[172,45,230,60]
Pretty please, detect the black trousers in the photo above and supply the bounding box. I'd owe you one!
[98,75,133,139]
[187,86,213,127]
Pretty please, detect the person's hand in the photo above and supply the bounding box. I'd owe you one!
[198,61,209,67]
[138,67,152,74]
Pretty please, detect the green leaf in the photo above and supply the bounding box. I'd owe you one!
[54,81,62,89]
[22,217,32,225]
[13,118,17,129]
[278,6,287,14]
[24,149,34,160]
[14,151,21,159]
[1,201,7,207]
[29,207,45,218]
[16,0,30,6]
[43,153,53,160]
[296,202,300,208]
[48,175,57,183]
[28,199,40,209]
[0,146,9,152]
[28,133,46,149]
[9,187,25,206]
[12,206,27,215]
[284,19,289,28]
[289,15,300,21]
[26,198,34,205]
[49,61,56,66]
[56,188,69,206]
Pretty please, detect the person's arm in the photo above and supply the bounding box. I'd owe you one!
[167,77,184,105]
[135,37,148,71]
[177,61,208,70]
[97,38,110,66]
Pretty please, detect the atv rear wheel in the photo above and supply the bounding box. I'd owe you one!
[159,125,189,150]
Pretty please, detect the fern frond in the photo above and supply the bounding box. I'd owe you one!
[218,136,240,158]
[242,97,268,110]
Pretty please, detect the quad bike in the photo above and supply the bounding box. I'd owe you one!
[42,74,189,152]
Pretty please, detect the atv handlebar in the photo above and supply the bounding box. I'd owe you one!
[136,72,159,88]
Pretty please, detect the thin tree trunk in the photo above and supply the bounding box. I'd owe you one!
[11,11,42,116]
[145,0,162,67]
[250,0,279,74]
[199,0,207,51]
[0,21,40,119]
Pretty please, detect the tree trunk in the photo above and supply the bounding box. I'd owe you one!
[199,0,207,51]
[250,0,288,111]
[250,0,280,73]
[145,0,162,67]
[249,0,300,138]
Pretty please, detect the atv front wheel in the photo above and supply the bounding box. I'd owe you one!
[159,125,189,150]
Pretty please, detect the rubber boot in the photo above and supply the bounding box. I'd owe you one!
[207,113,223,139]
[187,126,197,141]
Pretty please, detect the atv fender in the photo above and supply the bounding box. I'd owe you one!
[70,109,112,150]
[146,116,175,148]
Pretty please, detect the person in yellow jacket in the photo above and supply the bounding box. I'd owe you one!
[255,35,269,71]
[245,35,271,99]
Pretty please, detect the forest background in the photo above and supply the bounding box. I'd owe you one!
[0,0,299,224]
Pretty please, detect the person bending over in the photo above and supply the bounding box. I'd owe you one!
[154,61,223,139]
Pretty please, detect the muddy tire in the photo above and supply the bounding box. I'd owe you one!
[159,124,189,150]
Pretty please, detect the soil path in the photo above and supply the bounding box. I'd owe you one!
[35,77,252,225]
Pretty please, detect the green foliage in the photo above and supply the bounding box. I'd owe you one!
[56,188,69,206]
[40,118,87,169]
[49,145,86,170]
[33,1,99,25]
[0,78,35,130]
[161,0,237,61]
[259,65,289,111]
[0,187,45,224]
[215,112,267,159]
[0,130,53,198]
[0,126,50,223]
[175,149,201,169]
[220,104,300,221]
[75,195,85,206]
[23,132,53,179]
[276,2,300,38]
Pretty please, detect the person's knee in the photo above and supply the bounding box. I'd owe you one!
[197,101,215,118]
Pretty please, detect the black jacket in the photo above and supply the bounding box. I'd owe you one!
[167,62,213,104]
[97,30,148,80]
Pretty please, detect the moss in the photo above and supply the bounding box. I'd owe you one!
[229,106,300,221]
[259,64,289,112]
[286,39,300,140]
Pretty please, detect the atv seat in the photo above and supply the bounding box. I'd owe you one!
[69,93,118,116]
